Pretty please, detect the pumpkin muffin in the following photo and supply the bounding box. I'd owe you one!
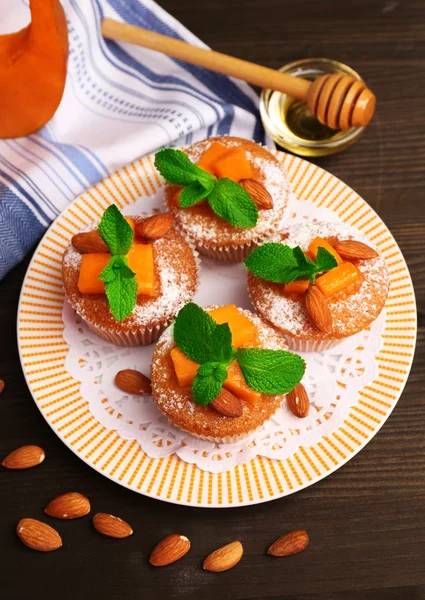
[159,136,290,262]
[246,222,389,352]
[150,303,305,443]
[62,210,199,347]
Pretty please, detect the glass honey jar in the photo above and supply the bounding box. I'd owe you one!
[260,58,365,157]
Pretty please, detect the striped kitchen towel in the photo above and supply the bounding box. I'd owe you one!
[0,0,270,279]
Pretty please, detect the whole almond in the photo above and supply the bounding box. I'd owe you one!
[92,513,133,538]
[149,534,191,566]
[210,389,243,418]
[136,213,174,241]
[240,179,273,210]
[286,383,310,418]
[0,379,4,393]
[203,541,243,572]
[2,445,45,470]
[17,518,62,552]
[334,240,378,260]
[115,369,151,395]
[45,492,91,520]
[71,230,108,254]
[305,286,332,333]
[267,529,309,557]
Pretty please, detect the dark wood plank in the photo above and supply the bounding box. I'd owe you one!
[0,1,424,599]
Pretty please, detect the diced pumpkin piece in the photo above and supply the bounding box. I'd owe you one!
[127,244,157,297]
[208,304,257,348]
[315,262,359,298]
[308,236,343,265]
[283,279,310,295]
[170,348,199,387]
[212,148,253,182]
[224,361,261,405]
[197,142,230,174]
[77,254,110,295]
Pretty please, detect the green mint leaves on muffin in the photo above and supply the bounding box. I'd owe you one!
[154,148,258,229]
[244,243,338,285]
[98,204,134,255]
[97,205,138,322]
[173,302,305,406]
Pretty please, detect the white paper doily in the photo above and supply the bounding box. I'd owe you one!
[62,198,384,473]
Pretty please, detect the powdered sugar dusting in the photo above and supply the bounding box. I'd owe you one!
[62,219,199,331]
[170,137,290,245]
[249,222,390,339]
[151,306,288,420]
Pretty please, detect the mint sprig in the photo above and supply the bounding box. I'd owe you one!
[96,205,138,322]
[155,148,258,230]
[173,302,305,406]
[236,348,305,395]
[99,255,138,322]
[244,243,338,285]
[98,204,134,256]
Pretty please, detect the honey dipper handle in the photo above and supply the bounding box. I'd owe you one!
[101,18,311,100]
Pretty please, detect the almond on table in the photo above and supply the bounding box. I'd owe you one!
[92,513,133,538]
[203,541,243,572]
[267,530,309,557]
[17,519,62,552]
[149,534,191,566]
[45,492,91,519]
[2,445,45,470]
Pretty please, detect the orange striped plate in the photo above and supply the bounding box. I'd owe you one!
[17,150,417,507]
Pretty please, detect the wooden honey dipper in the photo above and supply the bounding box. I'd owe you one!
[102,18,376,131]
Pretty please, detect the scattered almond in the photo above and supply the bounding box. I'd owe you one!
[2,445,45,470]
[71,230,108,254]
[240,179,273,210]
[286,383,310,418]
[203,541,243,572]
[92,513,133,538]
[135,213,174,241]
[305,286,333,333]
[17,518,62,552]
[267,529,309,557]
[0,379,4,394]
[115,369,151,395]
[334,240,378,260]
[45,492,91,520]
[149,534,191,566]
[210,389,243,418]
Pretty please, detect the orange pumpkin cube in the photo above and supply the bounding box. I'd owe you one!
[315,262,359,298]
[170,347,199,387]
[212,148,253,182]
[197,142,230,174]
[77,253,110,294]
[224,361,261,405]
[308,236,343,265]
[208,304,257,348]
[283,279,310,295]
[126,244,157,297]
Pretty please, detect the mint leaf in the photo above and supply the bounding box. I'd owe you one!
[316,246,338,274]
[209,323,234,364]
[208,178,258,229]
[180,180,213,208]
[191,362,228,405]
[173,302,217,364]
[155,148,216,189]
[244,243,301,283]
[99,255,138,322]
[98,204,134,256]
[236,348,305,394]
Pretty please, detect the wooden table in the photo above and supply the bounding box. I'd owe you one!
[1,1,424,598]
